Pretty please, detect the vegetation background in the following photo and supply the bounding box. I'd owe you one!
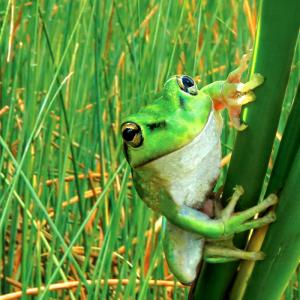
[0,0,299,299]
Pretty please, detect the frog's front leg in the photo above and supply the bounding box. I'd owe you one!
[167,186,277,239]
[200,52,264,130]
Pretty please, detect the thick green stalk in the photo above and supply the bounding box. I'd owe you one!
[192,0,300,298]
[237,83,300,300]
[243,145,300,299]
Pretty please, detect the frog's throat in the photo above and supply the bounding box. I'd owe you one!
[137,111,221,208]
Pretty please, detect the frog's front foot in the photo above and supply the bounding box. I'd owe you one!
[220,51,265,131]
[221,186,278,237]
[228,73,264,131]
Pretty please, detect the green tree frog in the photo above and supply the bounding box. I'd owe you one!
[120,54,277,284]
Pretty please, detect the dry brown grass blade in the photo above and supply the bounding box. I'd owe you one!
[0,278,186,300]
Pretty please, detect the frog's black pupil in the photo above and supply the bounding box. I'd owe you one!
[182,76,194,88]
[122,128,137,141]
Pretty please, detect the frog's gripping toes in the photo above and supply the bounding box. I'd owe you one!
[202,186,277,265]
[206,52,264,131]
[221,186,278,237]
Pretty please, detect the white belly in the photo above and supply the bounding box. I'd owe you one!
[145,112,221,208]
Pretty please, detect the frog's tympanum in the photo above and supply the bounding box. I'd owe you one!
[121,54,277,284]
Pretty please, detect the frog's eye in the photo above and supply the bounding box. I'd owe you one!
[121,122,143,148]
[177,75,198,95]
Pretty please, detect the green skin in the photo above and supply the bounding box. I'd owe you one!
[121,59,277,284]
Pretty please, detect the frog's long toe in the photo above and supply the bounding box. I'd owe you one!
[221,185,244,219]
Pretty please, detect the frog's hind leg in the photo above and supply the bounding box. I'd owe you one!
[204,244,265,263]
[163,218,204,285]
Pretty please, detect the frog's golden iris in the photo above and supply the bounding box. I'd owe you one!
[121,122,143,148]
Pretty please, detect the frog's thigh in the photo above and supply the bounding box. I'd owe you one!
[204,244,264,263]
[163,218,204,285]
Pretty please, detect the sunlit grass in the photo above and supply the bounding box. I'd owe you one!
[0,1,298,299]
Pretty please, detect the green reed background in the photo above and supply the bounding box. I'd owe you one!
[0,1,299,299]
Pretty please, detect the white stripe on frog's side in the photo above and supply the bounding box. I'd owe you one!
[146,111,221,208]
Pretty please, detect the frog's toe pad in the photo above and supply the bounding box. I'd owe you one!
[266,194,278,206]
[238,73,264,93]
[252,73,264,85]
[233,122,248,131]
[250,251,265,260]
[261,194,278,209]
[233,185,244,197]
[237,124,248,131]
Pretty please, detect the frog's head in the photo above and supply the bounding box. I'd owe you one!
[121,75,212,168]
